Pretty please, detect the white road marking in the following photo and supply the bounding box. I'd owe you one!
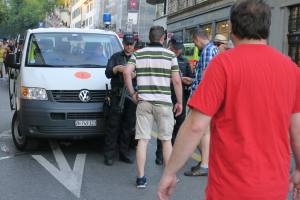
[32,141,86,198]
[0,155,13,161]
[0,130,12,138]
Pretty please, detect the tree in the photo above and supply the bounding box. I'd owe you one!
[0,0,58,38]
[0,0,8,27]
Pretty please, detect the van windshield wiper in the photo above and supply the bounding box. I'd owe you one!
[27,64,106,68]
[71,64,106,68]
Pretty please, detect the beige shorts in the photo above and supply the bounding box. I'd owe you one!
[135,101,174,140]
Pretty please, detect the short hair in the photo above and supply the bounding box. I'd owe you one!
[149,26,165,43]
[192,28,208,40]
[230,0,271,40]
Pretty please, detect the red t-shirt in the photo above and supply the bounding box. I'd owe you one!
[188,44,300,200]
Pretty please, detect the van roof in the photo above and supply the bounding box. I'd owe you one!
[28,28,117,36]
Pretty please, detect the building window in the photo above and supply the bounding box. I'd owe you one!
[156,3,165,18]
[201,24,212,40]
[72,8,81,19]
[216,20,229,38]
[185,27,197,43]
[90,3,93,11]
[89,17,93,25]
[289,5,300,32]
[75,21,81,28]
[173,30,183,39]
[288,4,300,66]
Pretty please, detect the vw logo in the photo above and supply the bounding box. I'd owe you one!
[79,90,91,103]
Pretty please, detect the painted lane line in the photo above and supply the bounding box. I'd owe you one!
[151,132,201,162]
[0,152,30,161]
[0,155,13,161]
[32,141,86,199]
[0,130,12,138]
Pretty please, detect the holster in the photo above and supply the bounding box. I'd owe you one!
[103,84,111,120]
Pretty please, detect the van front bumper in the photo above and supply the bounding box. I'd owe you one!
[19,99,106,138]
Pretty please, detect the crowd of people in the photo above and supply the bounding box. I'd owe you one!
[105,0,300,199]
[0,38,15,79]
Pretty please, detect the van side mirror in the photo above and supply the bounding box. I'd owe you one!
[6,53,20,69]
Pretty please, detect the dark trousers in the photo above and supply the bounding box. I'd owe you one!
[156,90,189,159]
[104,94,137,159]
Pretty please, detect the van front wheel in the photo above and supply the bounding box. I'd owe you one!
[11,111,37,151]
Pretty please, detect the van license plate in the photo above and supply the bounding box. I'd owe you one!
[75,120,97,127]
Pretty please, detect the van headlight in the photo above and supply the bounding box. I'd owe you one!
[21,87,48,100]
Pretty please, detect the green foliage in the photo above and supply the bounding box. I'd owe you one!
[0,0,8,26]
[55,0,65,6]
[0,0,58,38]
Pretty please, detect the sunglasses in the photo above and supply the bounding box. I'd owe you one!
[124,42,134,46]
[214,42,225,47]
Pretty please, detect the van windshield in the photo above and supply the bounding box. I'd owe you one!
[26,33,122,67]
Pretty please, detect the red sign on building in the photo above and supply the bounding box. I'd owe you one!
[128,0,139,11]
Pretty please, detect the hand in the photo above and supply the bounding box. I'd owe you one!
[113,65,125,74]
[290,169,300,200]
[173,102,183,117]
[131,92,139,104]
[131,72,136,78]
[182,77,193,85]
[157,172,177,200]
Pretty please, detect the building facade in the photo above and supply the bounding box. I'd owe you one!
[70,0,102,29]
[100,0,156,42]
[153,2,167,29]
[165,0,300,66]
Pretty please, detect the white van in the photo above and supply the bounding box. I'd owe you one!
[7,28,123,150]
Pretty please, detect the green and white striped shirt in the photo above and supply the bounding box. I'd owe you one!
[128,45,179,105]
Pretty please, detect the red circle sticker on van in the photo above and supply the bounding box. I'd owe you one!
[74,72,91,79]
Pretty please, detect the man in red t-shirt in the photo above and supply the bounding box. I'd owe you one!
[157,0,300,200]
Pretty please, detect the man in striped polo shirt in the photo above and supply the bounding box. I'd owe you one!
[124,26,183,188]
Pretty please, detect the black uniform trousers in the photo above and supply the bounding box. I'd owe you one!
[104,93,137,159]
[156,90,189,160]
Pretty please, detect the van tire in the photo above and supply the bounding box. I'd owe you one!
[11,111,38,151]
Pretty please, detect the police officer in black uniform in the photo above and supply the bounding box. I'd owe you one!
[156,35,194,165]
[104,33,137,166]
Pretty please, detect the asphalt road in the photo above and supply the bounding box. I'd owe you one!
[0,77,207,200]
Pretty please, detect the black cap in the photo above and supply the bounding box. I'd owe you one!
[170,35,184,50]
[123,33,135,45]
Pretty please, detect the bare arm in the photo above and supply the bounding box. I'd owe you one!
[289,113,300,199]
[172,71,183,116]
[157,109,211,200]
[123,63,136,98]
[291,113,300,170]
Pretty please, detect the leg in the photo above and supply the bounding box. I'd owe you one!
[171,92,187,145]
[103,95,122,164]
[135,101,153,178]
[154,104,174,164]
[136,139,149,177]
[0,63,3,78]
[184,126,210,176]
[155,139,163,165]
[171,111,186,145]
[161,140,172,165]
[5,64,8,75]
[119,99,137,163]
